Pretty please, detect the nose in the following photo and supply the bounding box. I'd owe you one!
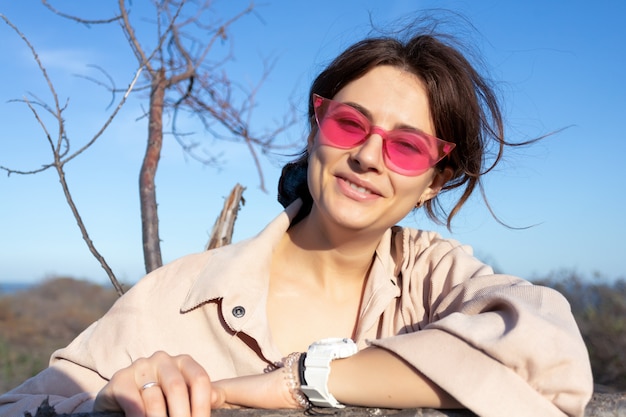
[350,133,385,173]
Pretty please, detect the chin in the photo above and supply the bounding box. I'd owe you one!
[329,209,382,232]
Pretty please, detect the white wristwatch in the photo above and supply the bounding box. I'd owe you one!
[300,337,358,408]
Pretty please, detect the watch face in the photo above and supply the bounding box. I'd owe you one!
[312,337,354,346]
[309,338,358,358]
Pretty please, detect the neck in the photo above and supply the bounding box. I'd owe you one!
[278,212,384,289]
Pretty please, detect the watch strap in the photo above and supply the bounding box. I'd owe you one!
[298,352,307,385]
[300,338,357,408]
[300,355,344,408]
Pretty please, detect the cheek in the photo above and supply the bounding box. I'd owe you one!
[306,144,342,197]
[309,142,337,168]
[306,146,324,197]
[390,173,434,204]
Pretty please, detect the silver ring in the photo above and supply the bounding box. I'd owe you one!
[141,381,159,391]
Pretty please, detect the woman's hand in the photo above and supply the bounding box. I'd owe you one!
[94,351,214,417]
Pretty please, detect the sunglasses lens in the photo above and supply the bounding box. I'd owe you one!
[384,133,437,175]
[313,95,455,176]
[318,102,368,148]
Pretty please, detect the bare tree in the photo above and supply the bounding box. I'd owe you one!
[0,15,140,296]
[0,1,296,291]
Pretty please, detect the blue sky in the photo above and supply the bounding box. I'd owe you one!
[1,0,624,285]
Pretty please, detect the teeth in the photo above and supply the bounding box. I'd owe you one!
[347,180,372,194]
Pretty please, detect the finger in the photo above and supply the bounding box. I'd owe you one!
[155,354,194,417]
[132,354,170,417]
[176,355,212,417]
[210,386,225,409]
[95,368,144,417]
[141,382,168,417]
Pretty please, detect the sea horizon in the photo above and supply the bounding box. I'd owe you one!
[0,282,34,295]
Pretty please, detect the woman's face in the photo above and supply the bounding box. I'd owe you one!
[307,65,448,235]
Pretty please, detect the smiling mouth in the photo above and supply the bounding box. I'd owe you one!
[344,178,374,195]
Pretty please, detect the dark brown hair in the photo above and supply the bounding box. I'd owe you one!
[278,32,511,229]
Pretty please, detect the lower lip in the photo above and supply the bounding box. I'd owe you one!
[337,177,379,201]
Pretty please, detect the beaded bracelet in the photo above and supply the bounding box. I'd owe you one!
[283,352,311,409]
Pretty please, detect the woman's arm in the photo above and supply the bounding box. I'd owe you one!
[329,346,461,409]
[211,346,461,411]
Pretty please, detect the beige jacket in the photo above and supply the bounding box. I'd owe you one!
[0,203,593,417]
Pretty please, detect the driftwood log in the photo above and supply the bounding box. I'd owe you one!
[25,392,626,417]
[206,183,246,250]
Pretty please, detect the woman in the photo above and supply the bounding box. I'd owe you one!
[0,32,592,417]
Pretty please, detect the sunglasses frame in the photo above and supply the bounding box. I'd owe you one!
[312,94,455,176]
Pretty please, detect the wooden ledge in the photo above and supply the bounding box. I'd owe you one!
[28,392,625,417]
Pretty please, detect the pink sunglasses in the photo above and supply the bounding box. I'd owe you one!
[313,94,455,176]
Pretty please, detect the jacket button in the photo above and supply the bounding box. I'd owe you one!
[232,306,246,318]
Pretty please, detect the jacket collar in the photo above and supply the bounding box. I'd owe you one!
[180,199,303,314]
[180,199,402,352]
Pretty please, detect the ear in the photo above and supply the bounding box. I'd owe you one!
[419,167,453,203]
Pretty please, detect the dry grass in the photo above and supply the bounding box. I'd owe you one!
[0,277,118,392]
